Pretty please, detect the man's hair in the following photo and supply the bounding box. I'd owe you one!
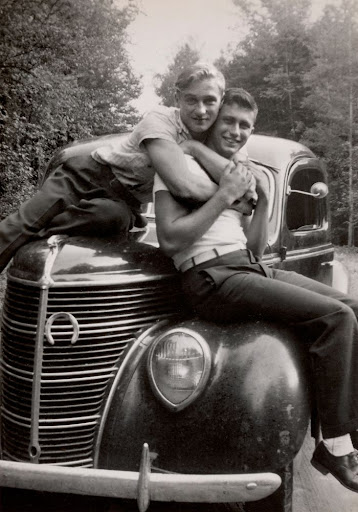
[175,62,225,95]
[223,88,258,121]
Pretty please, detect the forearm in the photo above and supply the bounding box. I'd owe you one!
[187,141,229,183]
[145,139,217,202]
[245,197,269,259]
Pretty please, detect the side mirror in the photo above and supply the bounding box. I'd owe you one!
[287,182,328,199]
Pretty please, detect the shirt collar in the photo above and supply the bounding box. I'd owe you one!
[175,108,191,138]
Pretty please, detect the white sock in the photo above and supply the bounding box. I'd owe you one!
[323,434,354,456]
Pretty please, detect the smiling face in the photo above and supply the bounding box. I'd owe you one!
[175,78,223,140]
[207,103,255,158]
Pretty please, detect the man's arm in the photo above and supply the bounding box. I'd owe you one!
[241,168,270,260]
[144,139,218,203]
[180,140,249,183]
[155,163,252,257]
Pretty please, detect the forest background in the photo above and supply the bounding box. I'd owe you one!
[1,0,357,246]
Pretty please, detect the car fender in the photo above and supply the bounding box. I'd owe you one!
[97,317,311,475]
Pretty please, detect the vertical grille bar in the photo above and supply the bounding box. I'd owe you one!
[1,276,183,467]
[29,286,49,463]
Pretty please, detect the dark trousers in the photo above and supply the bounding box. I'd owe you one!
[0,155,141,271]
[181,249,358,439]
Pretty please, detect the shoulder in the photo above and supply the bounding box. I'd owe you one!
[132,106,185,146]
[140,106,179,129]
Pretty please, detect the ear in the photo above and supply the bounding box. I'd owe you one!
[174,90,180,107]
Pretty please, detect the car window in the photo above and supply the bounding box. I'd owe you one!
[286,168,326,232]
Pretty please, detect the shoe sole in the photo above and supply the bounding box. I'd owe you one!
[311,457,358,493]
[311,457,330,475]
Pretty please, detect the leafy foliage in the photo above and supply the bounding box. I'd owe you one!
[154,0,358,246]
[154,43,200,107]
[0,0,141,217]
[301,1,358,244]
[217,0,313,139]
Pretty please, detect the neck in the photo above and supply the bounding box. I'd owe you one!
[191,133,207,142]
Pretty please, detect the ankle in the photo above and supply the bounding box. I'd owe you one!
[323,434,354,456]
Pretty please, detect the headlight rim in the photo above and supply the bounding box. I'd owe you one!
[147,326,212,412]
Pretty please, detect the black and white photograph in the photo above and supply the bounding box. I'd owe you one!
[0,0,358,511]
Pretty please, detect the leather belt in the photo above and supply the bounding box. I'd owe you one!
[179,245,246,273]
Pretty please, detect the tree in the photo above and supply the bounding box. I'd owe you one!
[217,0,314,139]
[0,0,141,217]
[154,43,200,106]
[301,0,358,245]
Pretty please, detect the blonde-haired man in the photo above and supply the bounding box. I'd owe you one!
[0,62,253,272]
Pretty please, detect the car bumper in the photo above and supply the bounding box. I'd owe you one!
[0,445,281,511]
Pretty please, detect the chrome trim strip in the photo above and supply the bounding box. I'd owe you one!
[40,374,116,384]
[1,361,34,379]
[7,273,176,288]
[38,415,100,424]
[0,459,281,507]
[28,236,65,463]
[94,320,171,467]
[29,287,48,463]
[137,443,151,512]
[285,246,334,262]
[38,421,99,430]
[262,254,281,265]
[42,236,69,285]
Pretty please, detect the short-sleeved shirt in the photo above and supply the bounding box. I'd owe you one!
[154,155,247,270]
[92,106,191,204]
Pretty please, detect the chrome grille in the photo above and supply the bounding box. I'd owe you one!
[1,277,183,466]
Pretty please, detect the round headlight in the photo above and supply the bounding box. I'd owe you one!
[147,328,211,411]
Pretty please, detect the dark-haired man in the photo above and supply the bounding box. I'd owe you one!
[154,87,358,494]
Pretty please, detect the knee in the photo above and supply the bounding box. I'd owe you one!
[347,298,358,319]
[334,301,357,326]
[90,198,133,233]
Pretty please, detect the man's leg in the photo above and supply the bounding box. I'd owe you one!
[0,155,130,271]
[189,268,358,439]
[186,266,358,490]
[0,166,80,271]
[271,267,358,316]
[39,198,134,237]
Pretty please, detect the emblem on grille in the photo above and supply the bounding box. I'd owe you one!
[45,312,80,345]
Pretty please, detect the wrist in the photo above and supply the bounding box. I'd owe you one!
[216,187,238,207]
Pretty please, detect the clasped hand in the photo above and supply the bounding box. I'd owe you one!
[229,154,270,200]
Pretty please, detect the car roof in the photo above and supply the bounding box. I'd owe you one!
[44,132,317,182]
[246,134,316,172]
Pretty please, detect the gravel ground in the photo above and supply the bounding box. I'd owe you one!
[334,246,358,298]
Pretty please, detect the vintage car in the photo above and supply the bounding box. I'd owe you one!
[0,133,348,512]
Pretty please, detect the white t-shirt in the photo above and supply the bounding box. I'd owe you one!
[153,155,247,270]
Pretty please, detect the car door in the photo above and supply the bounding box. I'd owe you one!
[278,159,334,285]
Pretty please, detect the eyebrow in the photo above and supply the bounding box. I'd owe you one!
[183,94,218,101]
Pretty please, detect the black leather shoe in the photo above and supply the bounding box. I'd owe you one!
[133,213,148,229]
[311,441,358,492]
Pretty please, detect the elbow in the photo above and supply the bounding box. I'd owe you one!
[157,235,180,258]
[169,182,213,203]
[169,183,196,202]
[246,241,265,261]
